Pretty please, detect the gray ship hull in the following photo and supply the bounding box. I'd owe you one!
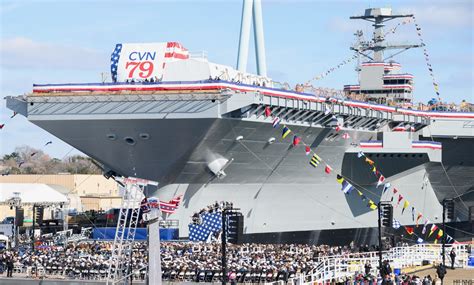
[6,85,473,244]
[31,117,445,243]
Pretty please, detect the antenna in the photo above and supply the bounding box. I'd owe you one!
[350,8,421,62]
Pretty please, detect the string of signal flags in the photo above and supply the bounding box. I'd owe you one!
[303,15,441,102]
[265,106,455,245]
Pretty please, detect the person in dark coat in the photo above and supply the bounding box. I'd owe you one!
[6,258,13,277]
[436,263,446,283]
[380,260,392,285]
[364,261,372,275]
[449,248,456,269]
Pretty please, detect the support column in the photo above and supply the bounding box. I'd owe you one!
[236,0,254,72]
[252,0,267,76]
[147,220,162,285]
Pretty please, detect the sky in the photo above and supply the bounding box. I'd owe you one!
[0,0,473,158]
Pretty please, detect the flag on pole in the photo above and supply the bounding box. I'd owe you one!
[282,126,291,139]
[293,136,301,146]
[446,235,453,243]
[357,151,365,158]
[402,200,410,214]
[324,165,332,174]
[335,125,341,132]
[310,154,322,167]
[272,117,281,128]
[382,183,391,193]
[377,175,385,188]
[428,224,438,237]
[342,133,350,139]
[305,146,311,155]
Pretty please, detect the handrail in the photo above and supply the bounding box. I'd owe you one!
[266,243,472,285]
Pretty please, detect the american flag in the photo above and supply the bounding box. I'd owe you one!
[189,213,222,242]
[168,195,182,206]
[110,44,122,82]
[159,201,178,214]
[164,42,189,59]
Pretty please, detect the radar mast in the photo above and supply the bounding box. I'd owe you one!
[344,8,421,107]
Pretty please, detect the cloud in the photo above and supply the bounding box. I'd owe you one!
[0,37,108,70]
[399,3,473,28]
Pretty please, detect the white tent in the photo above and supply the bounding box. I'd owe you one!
[0,183,68,206]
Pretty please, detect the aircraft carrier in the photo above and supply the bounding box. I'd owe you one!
[5,6,474,245]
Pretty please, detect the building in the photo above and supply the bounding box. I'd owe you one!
[0,174,122,221]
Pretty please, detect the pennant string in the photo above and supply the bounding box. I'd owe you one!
[270,114,457,243]
[411,16,442,102]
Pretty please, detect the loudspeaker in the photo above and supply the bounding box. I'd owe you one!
[15,208,24,227]
[227,212,244,244]
[35,206,44,225]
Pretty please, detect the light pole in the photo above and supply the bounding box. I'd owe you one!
[442,199,454,268]
[9,192,22,248]
[221,208,228,285]
[377,202,393,279]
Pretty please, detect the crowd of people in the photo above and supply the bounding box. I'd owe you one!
[190,201,234,225]
[0,240,384,282]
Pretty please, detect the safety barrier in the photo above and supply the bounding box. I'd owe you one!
[266,243,471,285]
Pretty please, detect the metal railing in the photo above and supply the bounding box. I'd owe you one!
[266,243,472,285]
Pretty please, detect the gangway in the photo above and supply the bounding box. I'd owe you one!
[268,243,471,285]
[106,177,156,285]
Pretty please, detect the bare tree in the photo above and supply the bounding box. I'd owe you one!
[1,146,101,175]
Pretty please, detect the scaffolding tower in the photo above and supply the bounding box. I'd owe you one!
[106,179,146,285]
